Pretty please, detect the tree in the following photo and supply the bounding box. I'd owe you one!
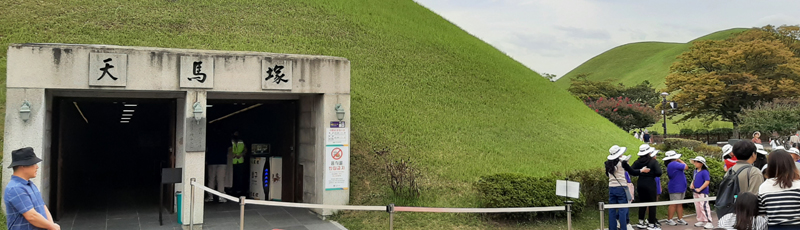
[665,27,800,137]
[619,80,660,106]
[568,73,622,101]
[541,73,558,81]
[739,99,800,136]
[585,97,661,132]
[568,74,660,106]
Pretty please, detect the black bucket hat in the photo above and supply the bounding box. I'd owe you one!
[8,147,42,168]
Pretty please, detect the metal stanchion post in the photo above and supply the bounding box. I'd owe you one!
[598,202,605,230]
[190,178,195,230]
[387,203,395,230]
[240,196,246,230]
[565,201,573,230]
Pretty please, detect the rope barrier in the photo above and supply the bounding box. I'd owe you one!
[603,196,716,209]
[190,181,240,202]
[245,199,386,211]
[394,206,566,213]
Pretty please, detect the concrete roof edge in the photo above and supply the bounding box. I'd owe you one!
[8,43,350,62]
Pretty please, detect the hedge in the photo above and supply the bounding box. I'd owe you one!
[660,138,722,158]
[475,173,586,220]
[474,148,724,222]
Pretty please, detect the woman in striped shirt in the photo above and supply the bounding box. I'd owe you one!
[758,150,800,229]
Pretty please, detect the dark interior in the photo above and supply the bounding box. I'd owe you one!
[205,100,299,202]
[51,98,175,220]
[49,97,300,222]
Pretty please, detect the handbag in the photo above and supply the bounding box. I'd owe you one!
[611,173,633,202]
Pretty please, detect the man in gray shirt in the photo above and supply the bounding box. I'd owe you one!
[730,141,764,194]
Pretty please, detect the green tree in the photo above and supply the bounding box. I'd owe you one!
[568,73,622,100]
[740,99,800,136]
[665,27,800,137]
[619,80,660,106]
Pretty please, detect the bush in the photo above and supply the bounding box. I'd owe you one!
[710,128,733,134]
[476,173,586,220]
[662,138,722,158]
[695,129,709,134]
[552,168,608,209]
[387,158,421,198]
[585,97,661,132]
[680,129,695,135]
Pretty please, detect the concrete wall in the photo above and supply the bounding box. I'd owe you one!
[3,44,351,225]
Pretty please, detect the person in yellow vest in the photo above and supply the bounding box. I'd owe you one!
[229,132,248,197]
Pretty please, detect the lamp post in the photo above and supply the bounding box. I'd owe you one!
[661,92,669,142]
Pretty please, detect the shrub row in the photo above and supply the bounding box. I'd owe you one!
[679,128,733,135]
[475,173,586,220]
[475,147,724,222]
[658,138,723,158]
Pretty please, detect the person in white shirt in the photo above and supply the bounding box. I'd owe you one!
[758,150,800,229]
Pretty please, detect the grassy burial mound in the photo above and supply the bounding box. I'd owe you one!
[555,28,749,89]
[0,0,643,228]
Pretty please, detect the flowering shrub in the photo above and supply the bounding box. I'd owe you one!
[586,97,660,131]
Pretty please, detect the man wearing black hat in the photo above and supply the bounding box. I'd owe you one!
[4,147,59,230]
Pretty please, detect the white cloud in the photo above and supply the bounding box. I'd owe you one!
[415,0,800,77]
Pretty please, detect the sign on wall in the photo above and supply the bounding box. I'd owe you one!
[262,59,293,90]
[89,53,128,87]
[180,56,214,88]
[325,128,349,190]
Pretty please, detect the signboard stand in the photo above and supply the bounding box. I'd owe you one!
[556,178,580,230]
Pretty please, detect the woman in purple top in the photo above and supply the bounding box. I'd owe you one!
[663,151,689,226]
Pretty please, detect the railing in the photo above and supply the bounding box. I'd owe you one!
[598,196,716,230]
[190,179,718,230]
[189,180,571,230]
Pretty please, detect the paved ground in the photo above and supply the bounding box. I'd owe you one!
[602,212,720,230]
[54,190,344,230]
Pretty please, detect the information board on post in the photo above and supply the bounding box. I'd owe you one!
[556,180,580,199]
[325,127,349,190]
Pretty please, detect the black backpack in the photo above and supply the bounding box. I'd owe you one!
[715,164,752,218]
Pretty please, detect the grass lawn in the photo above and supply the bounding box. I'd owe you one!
[0,0,643,229]
[555,28,749,89]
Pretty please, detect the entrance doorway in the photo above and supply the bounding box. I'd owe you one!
[204,100,301,202]
[49,97,176,224]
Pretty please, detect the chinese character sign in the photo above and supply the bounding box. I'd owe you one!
[180,56,214,88]
[89,53,127,87]
[262,59,293,90]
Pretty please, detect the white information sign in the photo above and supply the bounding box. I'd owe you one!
[556,180,581,199]
[179,56,214,88]
[325,127,350,190]
[89,53,127,87]
[326,128,349,145]
[324,146,349,190]
[262,59,293,90]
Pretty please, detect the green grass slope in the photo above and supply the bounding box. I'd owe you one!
[0,1,642,229]
[555,28,749,89]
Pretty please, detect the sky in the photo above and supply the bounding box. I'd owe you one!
[414,0,800,79]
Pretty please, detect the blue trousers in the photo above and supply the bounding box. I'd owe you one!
[609,186,629,230]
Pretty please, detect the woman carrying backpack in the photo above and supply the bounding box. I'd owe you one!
[628,144,662,230]
[605,145,650,230]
